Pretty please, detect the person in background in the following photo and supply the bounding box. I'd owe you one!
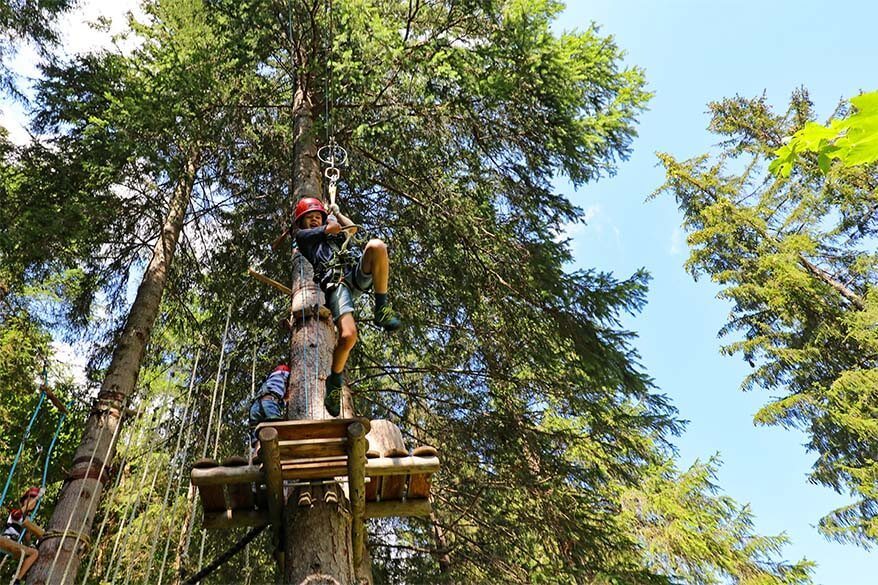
[248,364,290,447]
[2,487,42,584]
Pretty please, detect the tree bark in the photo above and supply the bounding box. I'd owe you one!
[285,83,370,585]
[27,152,200,585]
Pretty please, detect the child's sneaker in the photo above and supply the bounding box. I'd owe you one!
[324,373,342,417]
[374,305,402,331]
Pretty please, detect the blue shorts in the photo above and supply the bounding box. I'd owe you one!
[249,396,285,443]
[325,256,373,321]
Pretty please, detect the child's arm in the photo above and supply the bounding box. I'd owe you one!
[328,205,354,228]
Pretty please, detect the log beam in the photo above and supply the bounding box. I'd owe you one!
[203,509,269,530]
[364,499,432,519]
[259,427,284,544]
[366,456,440,477]
[346,422,367,574]
[191,464,263,486]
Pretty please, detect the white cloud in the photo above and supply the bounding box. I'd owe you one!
[57,0,144,57]
[583,204,600,223]
[669,226,684,255]
[0,102,30,144]
[0,0,144,144]
[50,340,90,389]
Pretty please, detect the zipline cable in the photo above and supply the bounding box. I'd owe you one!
[180,524,267,585]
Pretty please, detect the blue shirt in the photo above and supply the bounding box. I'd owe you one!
[260,370,289,399]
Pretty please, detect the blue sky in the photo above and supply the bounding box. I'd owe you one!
[556,1,876,583]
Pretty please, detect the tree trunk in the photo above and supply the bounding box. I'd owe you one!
[284,83,369,585]
[27,153,200,585]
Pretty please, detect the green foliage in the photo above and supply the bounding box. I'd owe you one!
[657,89,878,546]
[772,90,878,176]
[620,456,814,584]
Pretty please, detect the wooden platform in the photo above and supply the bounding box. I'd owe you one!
[190,418,440,531]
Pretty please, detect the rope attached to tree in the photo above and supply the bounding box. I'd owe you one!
[180,524,267,585]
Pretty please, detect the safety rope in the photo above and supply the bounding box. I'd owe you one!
[32,401,71,519]
[300,259,310,417]
[44,401,118,585]
[40,529,92,551]
[7,547,25,585]
[212,368,229,460]
[202,304,232,459]
[80,401,148,584]
[157,348,203,585]
[102,406,168,585]
[181,524,267,585]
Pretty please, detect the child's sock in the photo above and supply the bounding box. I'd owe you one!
[374,292,388,311]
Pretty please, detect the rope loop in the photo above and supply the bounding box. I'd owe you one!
[41,529,93,551]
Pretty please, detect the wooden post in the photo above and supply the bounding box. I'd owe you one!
[259,426,284,552]
[347,422,367,574]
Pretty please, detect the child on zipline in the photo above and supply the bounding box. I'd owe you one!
[248,364,290,445]
[2,487,42,583]
[293,197,401,416]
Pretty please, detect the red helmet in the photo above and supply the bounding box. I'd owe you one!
[274,364,290,373]
[294,197,327,225]
[21,487,41,502]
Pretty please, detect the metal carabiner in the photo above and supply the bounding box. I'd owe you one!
[324,166,341,183]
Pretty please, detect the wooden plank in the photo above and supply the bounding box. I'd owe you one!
[366,456,440,477]
[191,464,262,487]
[412,445,438,457]
[406,473,432,499]
[380,447,409,501]
[203,509,268,530]
[346,422,367,574]
[407,447,438,499]
[193,458,226,512]
[259,427,284,536]
[279,437,347,459]
[248,267,293,296]
[257,418,370,443]
[283,455,347,466]
[364,451,380,502]
[21,519,45,539]
[223,456,255,511]
[281,462,349,481]
[364,499,431,519]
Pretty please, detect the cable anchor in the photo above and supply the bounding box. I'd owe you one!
[317,139,348,209]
